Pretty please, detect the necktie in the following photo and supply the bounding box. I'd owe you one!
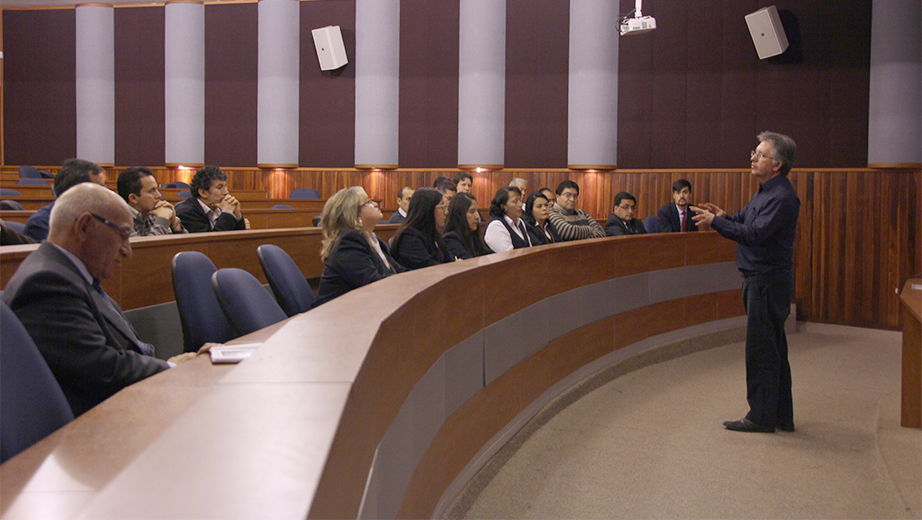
[681,210,687,232]
[93,280,155,357]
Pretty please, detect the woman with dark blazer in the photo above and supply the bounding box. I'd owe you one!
[523,191,561,245]
[312,187,404,308]
[442,192,492,260]
[390,188,453,270]
[483,186,532,252]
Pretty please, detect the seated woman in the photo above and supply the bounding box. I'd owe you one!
[390,188,453,270]
[523,192,561,245]
[483,186,532,253]
[311,187,404,308]
[442,192,492,259]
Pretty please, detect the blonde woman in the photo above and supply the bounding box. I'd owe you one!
[311,187,404,308]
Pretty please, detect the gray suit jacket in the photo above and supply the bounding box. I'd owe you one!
[1,243,169,416]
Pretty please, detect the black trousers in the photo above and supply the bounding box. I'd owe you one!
[742,271,794,427]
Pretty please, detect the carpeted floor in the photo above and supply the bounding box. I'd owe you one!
[452,323,921,519]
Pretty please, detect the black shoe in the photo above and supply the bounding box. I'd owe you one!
[723,418,775,433]
[777,423,795,432]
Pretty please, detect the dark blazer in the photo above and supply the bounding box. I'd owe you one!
[175,197,246,233]
[1,243,170,416]
[656,202,698,233]
[443,231,473,260]
[312,230,404,308]
[526,220,561,246]
[391,226,449,270]
[23,202,54,241]
[604,214,648,236]
[387,210,406,224]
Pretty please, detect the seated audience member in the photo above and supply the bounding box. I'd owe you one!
[117,167,187,236]
[605,191,647,236]
[539,187,556,206]
[523,192,561,245]
[175,165,245,233]
[391,188,453,270]
[388,186,414,224]
[509,177,528,201]
[548,180,606,241]
[483,186,532,252]
[442,192,492,259]
[1,219,35,246]
[1,183,198,416]
[453,172,473,194]
[24,158,107,242]
[656,179,698,233]
[312,187,405,308]
[433,176,458,206]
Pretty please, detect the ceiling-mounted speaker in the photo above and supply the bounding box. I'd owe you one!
[745,6,789,60]
[312,25,348,71]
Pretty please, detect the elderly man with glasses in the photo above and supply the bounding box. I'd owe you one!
[547,180,606,242]
[2,183,199,417]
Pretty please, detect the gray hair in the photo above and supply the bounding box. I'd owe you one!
[758,131,797,176]
[509,177,527,188]
[49,183,129,232]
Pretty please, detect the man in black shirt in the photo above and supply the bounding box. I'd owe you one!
[692,131,800,434]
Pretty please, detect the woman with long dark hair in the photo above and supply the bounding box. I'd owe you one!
[442,192,492,259]
[390,188,452,270]
[483,186,532,253]
[523,191,561,245]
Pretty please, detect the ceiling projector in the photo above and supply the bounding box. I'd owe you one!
[620,0,656,36]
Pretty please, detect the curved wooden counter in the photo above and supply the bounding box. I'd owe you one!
[0,232,745,519]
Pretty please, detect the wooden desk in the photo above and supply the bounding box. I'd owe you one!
[0,232,746,519]
[900,278,922,428]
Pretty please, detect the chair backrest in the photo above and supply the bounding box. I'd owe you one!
[1,301,75,462]
[163,181,191,189]
[171,252,235,352]
[290,188,321,199]
[270,204,295,210]
[18,165,42,178]
[16,178,49,186]
[5,221,27,235]
[0,199,25,210]
[257,244,316,317]
[212,268,287,336]
[38,169,55,179]
[0,189,22,197]
[643,215,660,234]
[177,190,192,199]
[312,215,322,227]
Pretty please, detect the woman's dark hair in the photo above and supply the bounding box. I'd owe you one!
[392,188,450,261]
[488,186,522,219]
[443,192,490,257]
[522,192,549,226]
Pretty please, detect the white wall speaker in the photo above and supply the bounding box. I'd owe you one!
[311,25,348,71]
[745,6,789,60]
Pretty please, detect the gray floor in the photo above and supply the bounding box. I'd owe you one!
[451,323,921,519]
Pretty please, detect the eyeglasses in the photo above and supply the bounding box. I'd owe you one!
[91,214,132,240]
[617,204,636,211]
[559,192,579,200]
[435,204,447,212]
[362,199,378,208]
[751,150,773,161]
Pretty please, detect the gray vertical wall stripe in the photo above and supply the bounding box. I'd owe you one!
[457,0,506,166]
[354,0,400,166]
[257,0,300,165]
[76,5,115,165]
[361,261,739,518]
[567,0,619,167]
[164,2,205,165]
[867,0,921,165]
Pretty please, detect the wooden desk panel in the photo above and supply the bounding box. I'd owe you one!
[900,279,922,428]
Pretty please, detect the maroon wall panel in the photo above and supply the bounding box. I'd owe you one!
[204,3,257,167]
[504,0,569,168]
[300,0,355,167]
[3,10,76,166]
[399,0,459,168]
[115,6,164,166]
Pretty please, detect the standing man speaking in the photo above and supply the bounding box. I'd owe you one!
[692,131,800,434]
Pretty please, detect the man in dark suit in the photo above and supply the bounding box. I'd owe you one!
[656,179,698,233]
[23,158,107,242]
[175,165,246,233]
[387,186,414,224]
[2,183,198,416]
[604,192,647,236]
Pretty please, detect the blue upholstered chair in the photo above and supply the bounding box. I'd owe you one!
[257,245,316,317]
[162,181,191,189]
[18,165,42,178]
[1,301,75,463]
[5,221,27,235]
[270,204,295,210]
[211,268,287,336]
[290,188,321,199]
[177,190,192,199]
[16,178,49,186]
[171,251,235,352]
[0,189,22,198]
[643,215,660,234]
